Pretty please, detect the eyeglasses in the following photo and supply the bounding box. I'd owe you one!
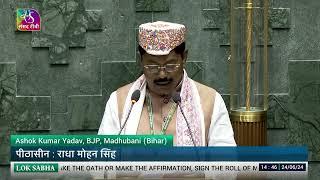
[143,64,181,74]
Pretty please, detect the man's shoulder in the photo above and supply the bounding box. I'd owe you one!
[116,83,133,96]
[192,80,216,96]
[114,83,134,119]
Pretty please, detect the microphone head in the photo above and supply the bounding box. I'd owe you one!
[172,92,181,104]
[131,90,141,104]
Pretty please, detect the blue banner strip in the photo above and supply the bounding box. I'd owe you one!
[11,146,308,162]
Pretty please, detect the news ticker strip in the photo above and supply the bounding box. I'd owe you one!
[10,162,308,178]
[11,147,308,161]
[12,162,307,173]
[11,135,172,147]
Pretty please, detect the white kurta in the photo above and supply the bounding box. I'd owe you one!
[98,88,236,146]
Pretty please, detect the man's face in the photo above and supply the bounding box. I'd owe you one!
[141,50,187,96]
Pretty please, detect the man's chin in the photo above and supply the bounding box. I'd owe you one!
[152,86,174,96]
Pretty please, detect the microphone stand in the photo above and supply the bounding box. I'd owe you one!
[177,103,196,147]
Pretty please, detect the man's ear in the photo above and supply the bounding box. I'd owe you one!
[135,55,143,75]
[182,50,188,65]
[137,54,143,67]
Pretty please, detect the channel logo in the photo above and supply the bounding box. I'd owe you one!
[16,9,41,31]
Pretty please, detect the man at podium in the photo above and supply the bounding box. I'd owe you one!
[98,21,236,147]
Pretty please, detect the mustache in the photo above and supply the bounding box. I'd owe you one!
[153,78,173,84]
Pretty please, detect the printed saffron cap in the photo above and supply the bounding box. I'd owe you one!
[138,21,186,56]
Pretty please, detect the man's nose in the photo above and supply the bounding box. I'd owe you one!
[158,68,166,78]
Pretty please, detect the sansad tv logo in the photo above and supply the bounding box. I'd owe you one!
[16,9,41,31]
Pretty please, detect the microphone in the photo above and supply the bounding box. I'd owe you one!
[118,90,141,135]
[172,93,196,146]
